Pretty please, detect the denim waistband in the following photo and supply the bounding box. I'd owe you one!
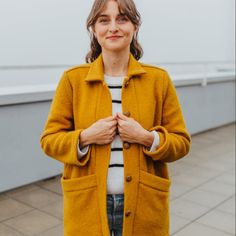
[107,194,124,200]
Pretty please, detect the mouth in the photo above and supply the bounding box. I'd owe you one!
[106,36,123,39]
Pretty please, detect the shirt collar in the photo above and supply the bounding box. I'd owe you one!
[85,53,147,82]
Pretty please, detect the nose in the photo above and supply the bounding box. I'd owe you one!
[109,20,119,33]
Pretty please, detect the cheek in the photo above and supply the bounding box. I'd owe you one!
[124,31,135,42]
[96,32,106,46]
[123,26,136,40]
[94,25,106,38]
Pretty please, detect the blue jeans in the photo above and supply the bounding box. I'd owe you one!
[107,194,124,236]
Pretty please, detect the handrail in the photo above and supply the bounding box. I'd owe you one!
[0,71,235,106]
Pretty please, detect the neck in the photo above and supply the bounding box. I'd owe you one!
[102,49,130,77]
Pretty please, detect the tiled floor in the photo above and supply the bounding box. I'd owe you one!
[0,123,235,236]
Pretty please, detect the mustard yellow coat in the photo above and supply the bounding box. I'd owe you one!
[40,54,191,236]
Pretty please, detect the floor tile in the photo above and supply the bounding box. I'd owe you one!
[173,222,233,236]
[172,173,208,188]
[191,134,217,146]
[214,173,235,186]
[0,193,8,201]
[35,224,63,236]
[196,159,233,172]
[170,182,193,200]
[170,214,190,235]
[4,210,61,236]
[0,198,32,222]
[216,196,235,215]
[9,188,62,209]
[170,198,210,220]
[36,176,62,195]
[197,179,235,197]
[202,141,234,157]
[181,165,222,179]
[217,152,235,164]
[0,223,25,236]
[168,160,195,177]
[181,188,229,208]
[197,209,235,235]
[5,184,40,198]
[40,199,63,220]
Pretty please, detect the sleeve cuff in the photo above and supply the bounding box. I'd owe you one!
[146,130,160,152]
[77,138,89,159]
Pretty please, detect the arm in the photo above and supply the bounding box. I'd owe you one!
[142,72,191,162]
[40,72,90,166]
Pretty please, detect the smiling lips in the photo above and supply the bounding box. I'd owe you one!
[106,35,123,39]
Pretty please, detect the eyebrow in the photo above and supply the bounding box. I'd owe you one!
[98,13,127,18]
[98,14,108,18]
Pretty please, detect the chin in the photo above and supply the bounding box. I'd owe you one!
[104,44,130,53]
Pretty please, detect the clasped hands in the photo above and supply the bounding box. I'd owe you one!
[79,113,154,147]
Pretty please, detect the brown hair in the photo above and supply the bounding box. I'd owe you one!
[85,0,143,63]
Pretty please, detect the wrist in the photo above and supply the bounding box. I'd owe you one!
[141,130,154,147]
[79,129,92,147]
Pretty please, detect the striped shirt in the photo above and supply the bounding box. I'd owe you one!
[104,74,124,194]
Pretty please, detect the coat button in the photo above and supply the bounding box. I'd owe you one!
[126,175,132,182]
[123,111,131,117]
[124,81,129,88]
[125,211,132,217]
[123,142,130,149]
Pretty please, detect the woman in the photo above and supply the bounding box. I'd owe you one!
[40,0,191,235]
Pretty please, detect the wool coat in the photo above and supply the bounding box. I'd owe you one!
[40,53,191,236]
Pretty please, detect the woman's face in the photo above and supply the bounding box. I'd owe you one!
[93,0,136,54]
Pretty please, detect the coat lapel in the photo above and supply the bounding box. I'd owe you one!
[85,53,147,83]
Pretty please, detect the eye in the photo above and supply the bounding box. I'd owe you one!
[98,17,109,24]
[117,15,128,23]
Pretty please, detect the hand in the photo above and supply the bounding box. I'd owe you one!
[80,115,117,146]
[116,112,153,146]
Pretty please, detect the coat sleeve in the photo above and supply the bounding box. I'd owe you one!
[142,71,191,162]
[40,72,90,166]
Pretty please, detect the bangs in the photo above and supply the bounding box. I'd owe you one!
[116,0,139,24]
[88,0,141,29]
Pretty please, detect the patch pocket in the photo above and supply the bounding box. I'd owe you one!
[133,170,171,236]
[61,175,102,236]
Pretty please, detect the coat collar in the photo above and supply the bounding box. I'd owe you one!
[85,53,146,82]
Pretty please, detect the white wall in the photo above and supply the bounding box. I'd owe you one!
[137,0,235,63]
[0,0,235,67]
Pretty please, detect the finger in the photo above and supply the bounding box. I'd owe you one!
[110,125,118,135]
[103,115,116,121]
[112,130,117,137]
[112,114,118,120]
[117,119,124,126]
[117,112,128,121]
[117,125,123,134]
[110,120,118,127]
[114,113,118,119]
[111,125,117,132]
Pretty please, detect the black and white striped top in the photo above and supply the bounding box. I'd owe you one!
[104,74,124,194]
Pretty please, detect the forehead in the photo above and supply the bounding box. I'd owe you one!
[99,0,124,15]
